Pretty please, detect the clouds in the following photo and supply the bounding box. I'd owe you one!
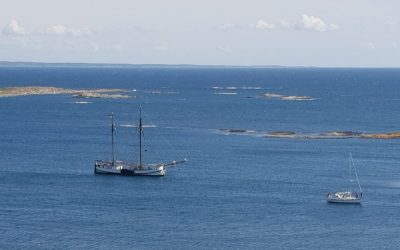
[219,23,239,30]
[2,20,27,36]
[1,20,92,37]
[0,4,397,68]
[295,15,339,32]
[255,20,275,30]
[222,14,340,32]
[43,25,92,36]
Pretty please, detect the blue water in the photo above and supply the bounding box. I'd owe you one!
[1,66,400,249]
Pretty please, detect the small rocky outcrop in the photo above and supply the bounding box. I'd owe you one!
[263,92,315,101]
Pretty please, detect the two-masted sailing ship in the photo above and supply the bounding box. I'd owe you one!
[94,106,186,176]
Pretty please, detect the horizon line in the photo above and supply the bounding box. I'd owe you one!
[0,60,399,69]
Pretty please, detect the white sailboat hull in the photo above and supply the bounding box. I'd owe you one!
[95,161,165,176]
[327,198,361,204]
[125,163,165,176]
[95,167,121,174]
[134,166,165,176]
[326,192,362,204]
[94,161,123,174]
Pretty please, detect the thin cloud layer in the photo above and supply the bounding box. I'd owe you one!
[1,20,92,37]
[255,20,275,30]
[222,15,340,32]
[43,25,92,36]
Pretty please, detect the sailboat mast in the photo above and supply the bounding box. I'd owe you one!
[350,153,363,193]
[139,106,143,167]
[110,113,115,165]
[349,152,352,194]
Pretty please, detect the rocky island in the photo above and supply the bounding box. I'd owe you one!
[219,128,400,140]
[360,132,400,139]
[0,86,130,99]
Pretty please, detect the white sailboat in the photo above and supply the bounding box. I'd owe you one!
[95,107,186,176]
[326,153,363,204]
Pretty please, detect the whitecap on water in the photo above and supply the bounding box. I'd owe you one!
[212,86,262,90]
[70,101,92,104]
[214,92,237,95]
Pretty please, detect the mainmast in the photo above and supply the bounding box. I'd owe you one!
[139,106,143,167]
[349,152,352,194]
[110,113,116,165]
[350,153,363,194]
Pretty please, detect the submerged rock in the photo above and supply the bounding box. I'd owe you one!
[280,95,315,101]
[267,131,297,137]
[320,131,362,137]
[72,92,130,99]
[268,131,296,135]
[219,128,249,133]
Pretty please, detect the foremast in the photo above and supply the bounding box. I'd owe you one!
[138,106,143,168]
[110,113,116,166]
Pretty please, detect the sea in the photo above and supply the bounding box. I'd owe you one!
[1,66,400,249]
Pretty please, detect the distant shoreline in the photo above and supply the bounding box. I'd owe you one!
[0,61,398,69]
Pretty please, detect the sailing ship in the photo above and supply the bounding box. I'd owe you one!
[326,153,363,204]
[94,107,186,176]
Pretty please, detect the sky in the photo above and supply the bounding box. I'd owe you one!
[0,0,399,67]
